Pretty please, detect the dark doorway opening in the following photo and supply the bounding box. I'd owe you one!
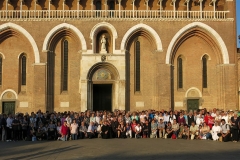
[2,102,15,115]
[93,84,112,111]
[187,99,199,112]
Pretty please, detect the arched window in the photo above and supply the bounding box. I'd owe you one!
[21,55,27,85]
[109,1,115,10]
[62,40,68,91]
[0,56,2,85]
[177,57,183,89]
[135,40,140,92]
[96,1,101,10]
[202,55,208,88]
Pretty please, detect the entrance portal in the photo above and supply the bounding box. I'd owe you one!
[2,102,15,115]
[187,99,199,112]
[93,84,112,111]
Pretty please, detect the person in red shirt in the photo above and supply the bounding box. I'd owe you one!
[59,121,69,141]
[204,112,214,129]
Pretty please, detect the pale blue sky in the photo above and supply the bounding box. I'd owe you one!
[237,0,240,48]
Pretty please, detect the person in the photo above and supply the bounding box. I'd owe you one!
[101,121,109,139]
[178,123,184,139]
[158,119,165,138]
[87,122,95,139]
[220,119,230,142]
[150,119,158,138]
[230,112,240,142]
[56,121,62,140]
[12,115,20,141]
[189,122,198,140]
[6,114,13,142]
[48,120,56,140]
[59,121,69,141]
[135,123,142,139]
[125,122,132,138]
[111,117,119,138]
[187,112,195,126]
[79,122,87,139]
[182,124,190,139]
[163,112,170,126]
[1,114,7,141]
[21,116,28,141]
[200,122,211,140]
[165,122,173,139]
[70,119,78,140]
[211,121,222,141]
[36,124,47,141]
[142,121,149,138]
[117,121,126,138]
[178,112,186,125]
[172,119,179,138]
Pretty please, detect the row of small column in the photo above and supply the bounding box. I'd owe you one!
[5,0,217,19]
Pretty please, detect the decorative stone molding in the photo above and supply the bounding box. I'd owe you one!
[165,22,229,64]
[0,89,18,100]
[90,22,118,53]
[42,23,87,51]
[0,22,40,63]
[120,23,163,52]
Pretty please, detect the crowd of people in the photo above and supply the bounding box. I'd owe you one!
[0,108,240,142]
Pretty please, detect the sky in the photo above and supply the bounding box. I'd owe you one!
[237,0,240,48]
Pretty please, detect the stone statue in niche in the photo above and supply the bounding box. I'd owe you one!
[100,34,107,54]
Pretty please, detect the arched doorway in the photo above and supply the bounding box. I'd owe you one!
[87,62,120,111]
[0,90,17,115]
[185,87,203,112]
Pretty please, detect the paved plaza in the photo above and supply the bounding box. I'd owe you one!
[0,139,239,160]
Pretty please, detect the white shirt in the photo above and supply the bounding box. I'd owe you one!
[212,125,222,140]
[164,115,170,122]
[6,117,13,128]
[222,115,229,124]
[211,112,216,118]
[95,116,101,124]
[135,126,142,132]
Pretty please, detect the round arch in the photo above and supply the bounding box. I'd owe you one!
[185,87,202,98]
[0,22,40,63]
[166,22,229,64]
[120,23,163,51]
[0,89,18,100]
[87,62,120,80]
[90,22,118,53]
[0,52,6,59]
[42,23,87,51]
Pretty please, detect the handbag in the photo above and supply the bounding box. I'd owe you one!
[171,134,176,139]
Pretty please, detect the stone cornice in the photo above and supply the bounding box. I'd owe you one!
[0,18,234,22]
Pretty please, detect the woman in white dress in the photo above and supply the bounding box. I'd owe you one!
[211,122,222,141]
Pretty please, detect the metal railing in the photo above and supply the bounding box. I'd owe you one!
[0,10,229,20]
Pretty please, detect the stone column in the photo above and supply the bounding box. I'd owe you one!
[132,0,135,17]
[158,0,163,18]
[104,0,107,17]
[77,0,80,18]
[20,0,24,19]
[63,0,66,18]
[145,0,149,11]
[185,0,190,18]
[48,0,51,19]
[91,0,94,18]
[172,0,176,18]
[34,0,38,18]
[118,0,121,18]
[199,0,203,19]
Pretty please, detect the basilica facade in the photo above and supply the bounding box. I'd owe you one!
[0,0,238,114]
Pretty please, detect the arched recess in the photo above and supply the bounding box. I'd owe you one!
[86,62,121,111]
[0,22,40,63]
[184,87,203,110]
[120,23,163,52]
[42,23,87,51]
[90,22,118,53]
[166,22,229,64]
[43,23,86,112]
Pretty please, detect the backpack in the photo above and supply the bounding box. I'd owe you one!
[171,134,176,139]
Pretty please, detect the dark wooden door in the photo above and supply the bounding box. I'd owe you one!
[2,102,15,115]
[93,84,112,111]
[187,99,199,112]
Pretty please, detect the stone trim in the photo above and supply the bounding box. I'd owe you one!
[0,22,40,63]
[0,89,18,100]
[166,22,230,64]
[120,23,163,51]
[42,23,87,51]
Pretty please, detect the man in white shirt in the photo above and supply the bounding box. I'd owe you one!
[221,112,229,124]
[6,114,13,142]
[220,119,230,142]
[211,108,217,118]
